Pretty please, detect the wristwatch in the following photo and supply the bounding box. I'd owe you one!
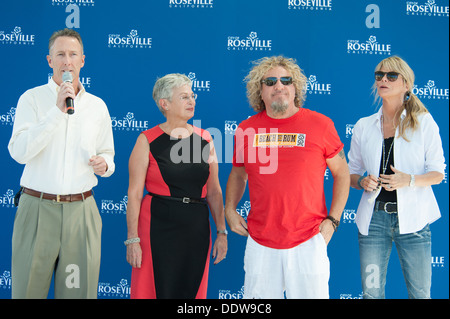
[409,174,415,187]
[217,229,228,235]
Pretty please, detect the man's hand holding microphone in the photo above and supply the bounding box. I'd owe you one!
[56,71,75,114]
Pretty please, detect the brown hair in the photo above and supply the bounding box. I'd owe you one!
[48,28,83,54]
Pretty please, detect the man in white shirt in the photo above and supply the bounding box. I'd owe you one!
[8,28,115,299]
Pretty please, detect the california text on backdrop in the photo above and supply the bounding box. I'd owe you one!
[0,0,448,299]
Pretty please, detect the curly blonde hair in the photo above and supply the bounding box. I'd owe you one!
[244,56,307,112]
[372,56,428,141]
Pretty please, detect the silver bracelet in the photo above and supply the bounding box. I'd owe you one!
[124,237,140,246]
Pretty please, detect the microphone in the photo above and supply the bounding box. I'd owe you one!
[62,71,74,115]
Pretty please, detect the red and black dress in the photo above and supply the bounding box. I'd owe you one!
[130,125,212,299]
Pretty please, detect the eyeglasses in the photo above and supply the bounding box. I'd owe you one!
[261,76,293,86]
[375,71,400,82]
[179,94,197,101]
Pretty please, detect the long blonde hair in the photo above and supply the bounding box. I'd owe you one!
[372,56,428,141]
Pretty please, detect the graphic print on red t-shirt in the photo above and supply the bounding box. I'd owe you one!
[232,108,343,249]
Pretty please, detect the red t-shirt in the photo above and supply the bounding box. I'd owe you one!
[232,108,343,249]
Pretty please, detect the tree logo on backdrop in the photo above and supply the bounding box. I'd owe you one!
[0,26,35,46]
[0,271,11,291]
[107,29,152,49]
[168,0,213,8]
[0,107,15,127]
[187,72,211,92]
[111,112,149,132]
[306,75,332,95]
[406,0,449,17]
[287,0,333,11]
[98,279,130,298]
[0,189,15,208]
[227,32,272,51]
[412,80,449,100]
[347,35,391,55]
[236,201,251,220]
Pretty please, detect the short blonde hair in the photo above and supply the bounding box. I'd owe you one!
[244,56,307,112]
[372,56,428,141]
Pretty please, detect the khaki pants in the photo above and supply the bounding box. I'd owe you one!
[11,193,102,299]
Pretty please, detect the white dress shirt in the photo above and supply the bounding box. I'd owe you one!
[348,107,445,235]
[8,78,115,195]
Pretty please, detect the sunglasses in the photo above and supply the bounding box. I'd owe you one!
[375,71,400,82]
[261,76,293,86]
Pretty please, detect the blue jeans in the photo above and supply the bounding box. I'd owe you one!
[358,208,431,299]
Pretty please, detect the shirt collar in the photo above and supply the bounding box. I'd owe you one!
[374,106,407,126]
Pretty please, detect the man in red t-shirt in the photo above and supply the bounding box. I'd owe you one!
[225,56,349,298]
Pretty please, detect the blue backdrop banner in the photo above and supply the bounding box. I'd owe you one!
[0,0,448,299]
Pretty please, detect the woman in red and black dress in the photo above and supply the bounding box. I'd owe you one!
[125,73,227,299]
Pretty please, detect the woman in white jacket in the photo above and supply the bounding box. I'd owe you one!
[348,56,445,299]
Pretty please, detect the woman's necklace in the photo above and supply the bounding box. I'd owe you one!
[368,114,394,203]
[381,115,395,175]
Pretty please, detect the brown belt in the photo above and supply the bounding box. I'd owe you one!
[23,187,92,203]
